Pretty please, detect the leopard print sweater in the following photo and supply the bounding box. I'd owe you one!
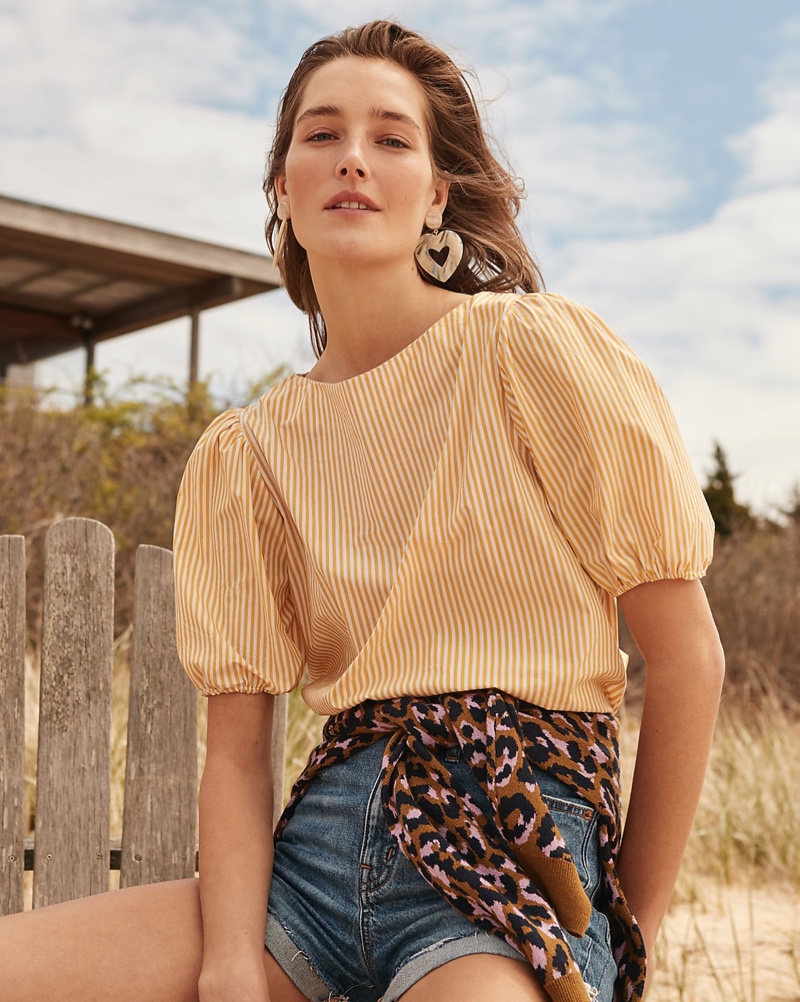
[275,690,646,1002]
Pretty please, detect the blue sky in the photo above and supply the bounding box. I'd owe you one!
[1,0,798,512]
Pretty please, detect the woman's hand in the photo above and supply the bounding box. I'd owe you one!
[198,949,271,1002]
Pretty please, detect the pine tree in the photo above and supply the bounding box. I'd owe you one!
[702,442,754,537]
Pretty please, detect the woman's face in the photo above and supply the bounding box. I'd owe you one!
[275,56,448,274]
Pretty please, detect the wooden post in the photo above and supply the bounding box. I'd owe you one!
[189,309,200,386]
[120,546,197,886]
[0,536,26,916]
[84,336,96,406]
[34,519,114,907]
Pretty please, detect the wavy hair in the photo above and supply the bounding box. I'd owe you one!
[263,20,543,356]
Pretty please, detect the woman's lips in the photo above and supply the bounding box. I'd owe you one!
[324,191,379,211]
[329,201,375,210]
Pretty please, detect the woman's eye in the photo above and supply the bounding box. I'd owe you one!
[381,137,408,149]
[308,131,336,142]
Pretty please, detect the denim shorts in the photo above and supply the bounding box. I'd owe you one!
[266,735,617,1001]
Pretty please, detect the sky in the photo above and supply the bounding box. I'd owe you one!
[1,0,798,514]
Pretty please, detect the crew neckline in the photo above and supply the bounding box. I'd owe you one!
[290,293,483,389]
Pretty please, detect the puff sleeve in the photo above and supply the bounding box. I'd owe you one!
[173,408,303,695]
[498,294,714,597]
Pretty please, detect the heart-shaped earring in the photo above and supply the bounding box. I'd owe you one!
[414,228,464,283]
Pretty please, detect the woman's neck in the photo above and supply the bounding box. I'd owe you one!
[306,259,469,383]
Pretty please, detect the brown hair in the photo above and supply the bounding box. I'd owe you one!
[264,20,543,356]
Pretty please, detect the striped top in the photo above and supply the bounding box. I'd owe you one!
[173,292,713,715]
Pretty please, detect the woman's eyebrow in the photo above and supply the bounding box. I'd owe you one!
[372,107,421,133]
[296,104,342,126]
[295,104,421,134]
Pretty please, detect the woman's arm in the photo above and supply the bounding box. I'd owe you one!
[197,692,276,1002]
[616,579,724,972]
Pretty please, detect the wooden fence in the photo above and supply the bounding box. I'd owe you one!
[0,517,287,916]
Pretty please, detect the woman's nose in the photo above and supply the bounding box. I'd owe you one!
[336,140,369,179]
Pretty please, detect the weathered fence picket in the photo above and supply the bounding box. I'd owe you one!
[0,517,288,916]
[34,519,115,908]
[120,544,197,888]
[0,535,26,917]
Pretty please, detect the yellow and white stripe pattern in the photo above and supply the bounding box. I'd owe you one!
[174,292,713,715]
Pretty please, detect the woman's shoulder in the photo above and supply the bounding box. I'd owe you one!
[469,290,628,364]
[469,290,602,330]
[190,406,244,454]
[193,373,303,451]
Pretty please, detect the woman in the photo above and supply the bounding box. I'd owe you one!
[0,20,724,1002]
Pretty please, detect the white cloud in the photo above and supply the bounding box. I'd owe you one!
[0,0,262,111]
[509,106,689,240]
[731,85,800,192]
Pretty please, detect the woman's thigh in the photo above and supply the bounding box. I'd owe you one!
[0,878,305,1002]
[0,879,205,1002]
[398,953,548,1002]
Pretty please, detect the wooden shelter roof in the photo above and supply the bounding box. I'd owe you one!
[0,195,280,372]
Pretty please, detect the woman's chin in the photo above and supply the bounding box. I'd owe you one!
[307,244,411,274]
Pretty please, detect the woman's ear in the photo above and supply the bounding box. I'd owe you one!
[274,175,290,215]
[431,178,450,216]
[423,179,450,231]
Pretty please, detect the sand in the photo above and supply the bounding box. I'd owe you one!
[651,879,800,1001]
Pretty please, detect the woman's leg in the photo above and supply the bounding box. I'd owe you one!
[0,879,306,1002]
[398,954,548,1002]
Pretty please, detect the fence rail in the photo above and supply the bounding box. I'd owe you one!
[0,517,287,915]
